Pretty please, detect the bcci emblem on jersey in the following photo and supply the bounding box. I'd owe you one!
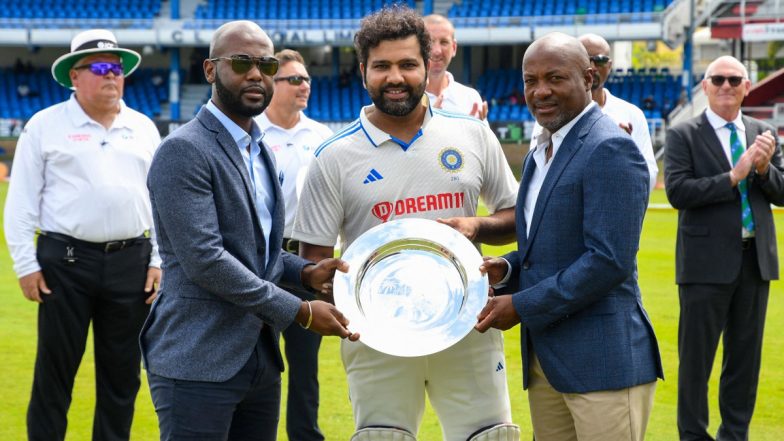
[439,148,463,172]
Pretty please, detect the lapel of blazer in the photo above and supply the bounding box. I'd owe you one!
[697,112,733,172]
[516,149,537,243]
[742,115,762,149]
[258,138,285,277]
[522,107,600,258]
[196,108,266,247]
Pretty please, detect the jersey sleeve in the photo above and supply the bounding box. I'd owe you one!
[291,153,344,247]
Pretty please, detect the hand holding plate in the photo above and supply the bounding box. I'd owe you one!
[302,258,349,299]
[475,295,521,332]
[302,300,360,341]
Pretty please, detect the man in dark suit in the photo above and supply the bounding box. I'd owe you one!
[141,21,358,441]
[476,32,663,441]
[664,55,783,441]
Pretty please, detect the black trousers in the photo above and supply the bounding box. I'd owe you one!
[148,334,281,441]
[282,238,325,441]
[27,234,152,441]
[677,242,769,441]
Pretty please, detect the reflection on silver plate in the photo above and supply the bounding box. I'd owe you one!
[334,218,488,357]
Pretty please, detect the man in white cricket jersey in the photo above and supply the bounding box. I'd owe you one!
[293,6,520,441]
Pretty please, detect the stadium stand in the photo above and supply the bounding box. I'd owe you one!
[0,67,169,119]
[192,0,416,23]
[476,67,682,123]
[448,0,675,26]
[0,0,161,28]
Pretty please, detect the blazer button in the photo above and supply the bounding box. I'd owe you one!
[522,261,530,270]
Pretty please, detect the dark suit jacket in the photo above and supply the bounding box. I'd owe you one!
[503,106,663,394]
[664,112,784,284]
[140,108,310,382]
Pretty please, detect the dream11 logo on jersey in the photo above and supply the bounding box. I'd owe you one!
[371,192,466,223]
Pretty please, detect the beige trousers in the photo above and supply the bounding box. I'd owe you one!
[528,354,656,441]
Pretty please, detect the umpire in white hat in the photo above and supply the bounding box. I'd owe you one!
[4,29,161,441]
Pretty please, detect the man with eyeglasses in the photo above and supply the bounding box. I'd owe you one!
[142,21,357,441]
[254,48,333,441]
[664,55,783,441]
[3,29,161,441]
[529,34,658,192]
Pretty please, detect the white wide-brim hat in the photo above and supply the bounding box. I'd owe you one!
[51,29,141,89]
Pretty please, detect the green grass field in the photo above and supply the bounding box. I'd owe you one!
[1,182,782,440]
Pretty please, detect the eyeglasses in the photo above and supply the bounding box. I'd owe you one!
[589,55,611,66]
[274,75,311,86]
[707,75,744,87]
[73,62,124,76]
[209,55,279,76]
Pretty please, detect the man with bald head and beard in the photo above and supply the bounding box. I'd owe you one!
[142,20,358,440]
[529,33,657,192]
[476,32,662,441]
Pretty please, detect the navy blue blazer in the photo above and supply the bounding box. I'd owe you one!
[504,106,663,394]
[140,107,309,382]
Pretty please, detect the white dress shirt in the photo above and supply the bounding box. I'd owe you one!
[4,94,161,278]
[525,103,596,236]
[704,107,753,238]
[255,111,332,238]
[205,100,275,265]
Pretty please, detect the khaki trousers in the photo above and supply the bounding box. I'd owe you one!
[528,354,656,441]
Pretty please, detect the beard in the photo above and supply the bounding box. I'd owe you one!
[214,72,271,118]
[591,71,601,91]
[367,77,427,117]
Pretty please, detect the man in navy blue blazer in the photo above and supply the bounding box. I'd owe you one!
[142,21,357,441]
[477,32,663,441]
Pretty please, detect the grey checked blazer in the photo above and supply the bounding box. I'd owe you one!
[140,107,309,382]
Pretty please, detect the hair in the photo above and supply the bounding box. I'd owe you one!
[275,49,305,67]
[423,13,455,39]
[354,4,430,67]
[704,55,749,79]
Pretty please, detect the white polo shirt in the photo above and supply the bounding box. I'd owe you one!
[292,101,518,252]
[531,88,658,192]
[4,94,161,277]
[426,71,486,122]
[255,111,333,238]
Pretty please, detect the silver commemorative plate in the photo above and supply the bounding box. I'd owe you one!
[334,218,488,357]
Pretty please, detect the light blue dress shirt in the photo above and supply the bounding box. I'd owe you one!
[205,100,274,264]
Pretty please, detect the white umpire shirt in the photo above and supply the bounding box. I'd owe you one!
[255,111,332,238]
[4,94,162,278]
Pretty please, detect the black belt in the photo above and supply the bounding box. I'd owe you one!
[742,237,755,250]
[41,231,149,253]
[282,237,299,254]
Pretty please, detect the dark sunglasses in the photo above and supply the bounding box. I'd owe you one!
[73,62,124,76]
[589,55,611,66]
[274,75,311,86]
[209,55,279,76]
[708,75,744,87]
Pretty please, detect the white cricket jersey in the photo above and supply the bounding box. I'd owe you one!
[255,112,333,237]
[292,101,518,252]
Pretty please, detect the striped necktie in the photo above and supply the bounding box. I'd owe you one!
[726,122,755,233]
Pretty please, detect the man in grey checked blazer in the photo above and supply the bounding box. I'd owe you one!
[141,21,357,441]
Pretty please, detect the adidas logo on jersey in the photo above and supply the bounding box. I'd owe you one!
[495,361,504,372]
[363,168,384,184]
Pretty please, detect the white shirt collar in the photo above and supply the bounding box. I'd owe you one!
[205,100,264,149]
[358,96,433,150]
[532,101,597,155]
[705,107,745,133]
[66,93,133,129]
